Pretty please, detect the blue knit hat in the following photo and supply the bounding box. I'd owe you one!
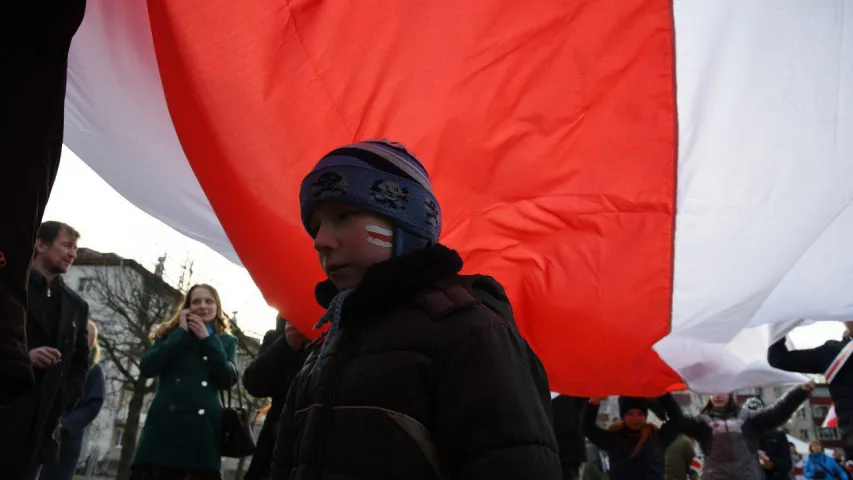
[299,139,442,256]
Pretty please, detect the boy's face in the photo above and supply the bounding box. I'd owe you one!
[310,203,395,291]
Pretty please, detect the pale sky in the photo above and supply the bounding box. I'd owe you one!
[45,146,846,346]
[45,147,277,337]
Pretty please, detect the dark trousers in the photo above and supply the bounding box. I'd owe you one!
[562,464,580,480]
[38,430,84,480]
[130,465,223,480]
[0,0,86,403]
[7,464,42,480]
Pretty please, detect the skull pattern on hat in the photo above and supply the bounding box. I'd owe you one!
[300,140,441,257]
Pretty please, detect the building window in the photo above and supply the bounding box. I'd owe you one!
[78,277,93,293]
[114,427,124,448]
[774,387,783,397]
[818,428,841,441]
[814,386,830,397]
[813,405,830,419]
[796,408,807,419]
[799,429,810,441]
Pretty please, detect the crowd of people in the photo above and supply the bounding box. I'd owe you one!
[3,6,853,480]
[3,140,853,480]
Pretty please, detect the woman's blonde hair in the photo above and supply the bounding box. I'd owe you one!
[87,321,101,365]
[151,284,231,340]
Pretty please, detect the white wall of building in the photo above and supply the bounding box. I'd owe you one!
[65,264,156,467]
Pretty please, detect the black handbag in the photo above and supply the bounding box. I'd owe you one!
[220,384,256,458]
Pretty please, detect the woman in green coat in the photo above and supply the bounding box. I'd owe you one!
[131,283,238,480]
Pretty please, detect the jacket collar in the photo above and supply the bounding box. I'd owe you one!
[28,268,74,336]
[29,267,68,292]
[315,244,463,322]
[29,267,49,291]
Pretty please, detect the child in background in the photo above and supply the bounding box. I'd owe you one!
[583,394,685,480]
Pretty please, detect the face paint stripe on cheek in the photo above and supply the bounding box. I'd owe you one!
[365,225,393,248]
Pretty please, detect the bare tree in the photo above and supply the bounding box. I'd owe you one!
[227,314,267,478]
[82,252,184,480]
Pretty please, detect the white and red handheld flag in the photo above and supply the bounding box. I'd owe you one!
[690,457,703,474]
[824,404,838,429]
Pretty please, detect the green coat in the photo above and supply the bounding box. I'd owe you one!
[665,435,698,480]
[133,328,237,471]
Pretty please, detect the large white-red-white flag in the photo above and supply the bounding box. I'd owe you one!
[63,0,853,396]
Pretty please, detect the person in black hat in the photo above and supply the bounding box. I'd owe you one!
[0,221,90,480]
[583,394,685,480]
[242,316,309,480]
[769,325,853,459]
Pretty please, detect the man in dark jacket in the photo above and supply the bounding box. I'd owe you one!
[243,316,309,480]
[768,326,853,457]
[1,0,87,405]
[0,222,90,479]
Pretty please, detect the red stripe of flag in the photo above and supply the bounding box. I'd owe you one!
[147,0,680,396]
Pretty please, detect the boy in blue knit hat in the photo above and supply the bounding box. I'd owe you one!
[271,139,561,479]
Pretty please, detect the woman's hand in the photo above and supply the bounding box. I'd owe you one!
[588,397,606,405]
[186,314,210,340]
[178,309,190,331]
[801,380,817,392]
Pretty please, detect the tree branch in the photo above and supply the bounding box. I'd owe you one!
[99,334,138,385]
